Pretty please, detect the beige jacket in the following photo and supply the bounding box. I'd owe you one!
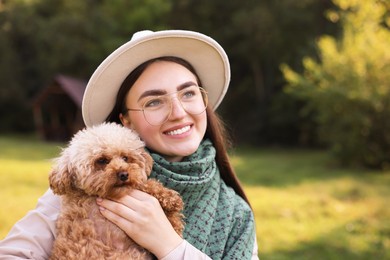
[0,189,259,259]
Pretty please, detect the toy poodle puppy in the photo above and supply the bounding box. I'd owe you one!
[49,122,184,260]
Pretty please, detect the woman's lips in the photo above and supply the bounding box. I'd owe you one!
[164,125,192,136]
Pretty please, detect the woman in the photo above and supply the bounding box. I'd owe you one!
[0,30,258,259]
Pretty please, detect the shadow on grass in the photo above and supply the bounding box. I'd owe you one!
[232,147,388,188]
[260,215,390,260]
[262,240,388,260]
[0,135,64,161]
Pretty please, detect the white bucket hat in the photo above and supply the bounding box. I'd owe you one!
[82,29,230,127]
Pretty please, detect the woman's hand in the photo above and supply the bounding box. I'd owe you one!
[96,190,183,259]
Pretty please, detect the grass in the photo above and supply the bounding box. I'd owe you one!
[0,135,63,235]
[231,147,390,259]
[0,136,389,259]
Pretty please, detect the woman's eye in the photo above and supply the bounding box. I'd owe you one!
[144,98,165,108]
[183,90,196,98]
[180,90,197,102]
[96,157,110,165]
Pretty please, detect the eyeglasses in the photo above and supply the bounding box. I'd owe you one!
[126,85,208,126]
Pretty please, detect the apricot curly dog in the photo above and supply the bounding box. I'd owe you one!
[49,123,184,260]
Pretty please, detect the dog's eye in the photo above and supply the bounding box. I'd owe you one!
[122,156,128,162]
[96,157,110,165]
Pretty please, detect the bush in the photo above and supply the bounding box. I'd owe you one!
[281,0,390,169]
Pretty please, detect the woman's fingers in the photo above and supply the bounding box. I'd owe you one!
[97,197,136,224]
[96,190,183,258]
[127,189,153,200]
[104,190,160,215]
[96,191,159,232]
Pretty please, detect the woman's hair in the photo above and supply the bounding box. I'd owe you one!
[106,56,250,205]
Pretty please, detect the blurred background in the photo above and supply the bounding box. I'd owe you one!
[1,0,390,170]
[1,0,389,259]
[2,0,338,147]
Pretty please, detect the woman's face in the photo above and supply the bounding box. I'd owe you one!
[120,61,207,162]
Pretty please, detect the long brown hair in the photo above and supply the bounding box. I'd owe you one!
[106,56,250,205]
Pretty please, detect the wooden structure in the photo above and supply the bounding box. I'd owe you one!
[33,75,87,141]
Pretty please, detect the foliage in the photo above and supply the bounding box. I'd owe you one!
[169,0,338,145]
[0,0,337,145]
[1,136,389,259]
[0,0,170,132]
[282,0,390,169]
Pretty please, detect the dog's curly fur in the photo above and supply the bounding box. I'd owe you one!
[49,123,184,260]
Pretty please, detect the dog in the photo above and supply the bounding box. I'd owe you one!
[49,122,184,259]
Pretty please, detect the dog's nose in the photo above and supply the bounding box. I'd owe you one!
[117,172,128,181]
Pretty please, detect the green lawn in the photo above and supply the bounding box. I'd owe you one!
[0,136,389,259]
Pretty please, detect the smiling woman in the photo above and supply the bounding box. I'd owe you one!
[0,30,258,259]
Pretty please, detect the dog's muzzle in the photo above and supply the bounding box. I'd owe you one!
[117,172,129,181]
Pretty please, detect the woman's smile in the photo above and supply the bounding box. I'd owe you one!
[164,124,192,136]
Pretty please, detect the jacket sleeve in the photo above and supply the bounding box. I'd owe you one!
[160,235,259,260]
[252,235,259,260]
[0,189,60,260]
[160,240,212,260]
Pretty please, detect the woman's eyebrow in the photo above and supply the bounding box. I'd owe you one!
[138,89,167,101]
[137,81,198,102]
[177,81,198,91]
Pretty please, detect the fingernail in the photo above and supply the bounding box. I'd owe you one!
[96,197,103,204]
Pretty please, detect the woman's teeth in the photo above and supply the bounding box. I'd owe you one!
[166,125,191,136]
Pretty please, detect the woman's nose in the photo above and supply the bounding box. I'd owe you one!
[168,98,187,119]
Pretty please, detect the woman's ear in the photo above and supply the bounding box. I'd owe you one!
[120,113,132,129]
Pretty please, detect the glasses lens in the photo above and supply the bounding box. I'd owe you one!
[142,86,208,126]
[142,96,171,125]
[179,86,208,115]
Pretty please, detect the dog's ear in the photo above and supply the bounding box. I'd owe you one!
[140,150,154,177]
[49,164,74,195]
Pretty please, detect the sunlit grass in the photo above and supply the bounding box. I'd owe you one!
[0,136,389,259]
[232,147,390,259]
[0,135,63,238]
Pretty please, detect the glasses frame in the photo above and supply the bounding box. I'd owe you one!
[125,86,208,126]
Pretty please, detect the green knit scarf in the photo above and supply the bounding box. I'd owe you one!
[149,139,255,259]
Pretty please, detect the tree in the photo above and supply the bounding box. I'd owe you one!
[282,0,390,169]
[0,0,337,141]
[169,0,336,144]
[0,0,170,131]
